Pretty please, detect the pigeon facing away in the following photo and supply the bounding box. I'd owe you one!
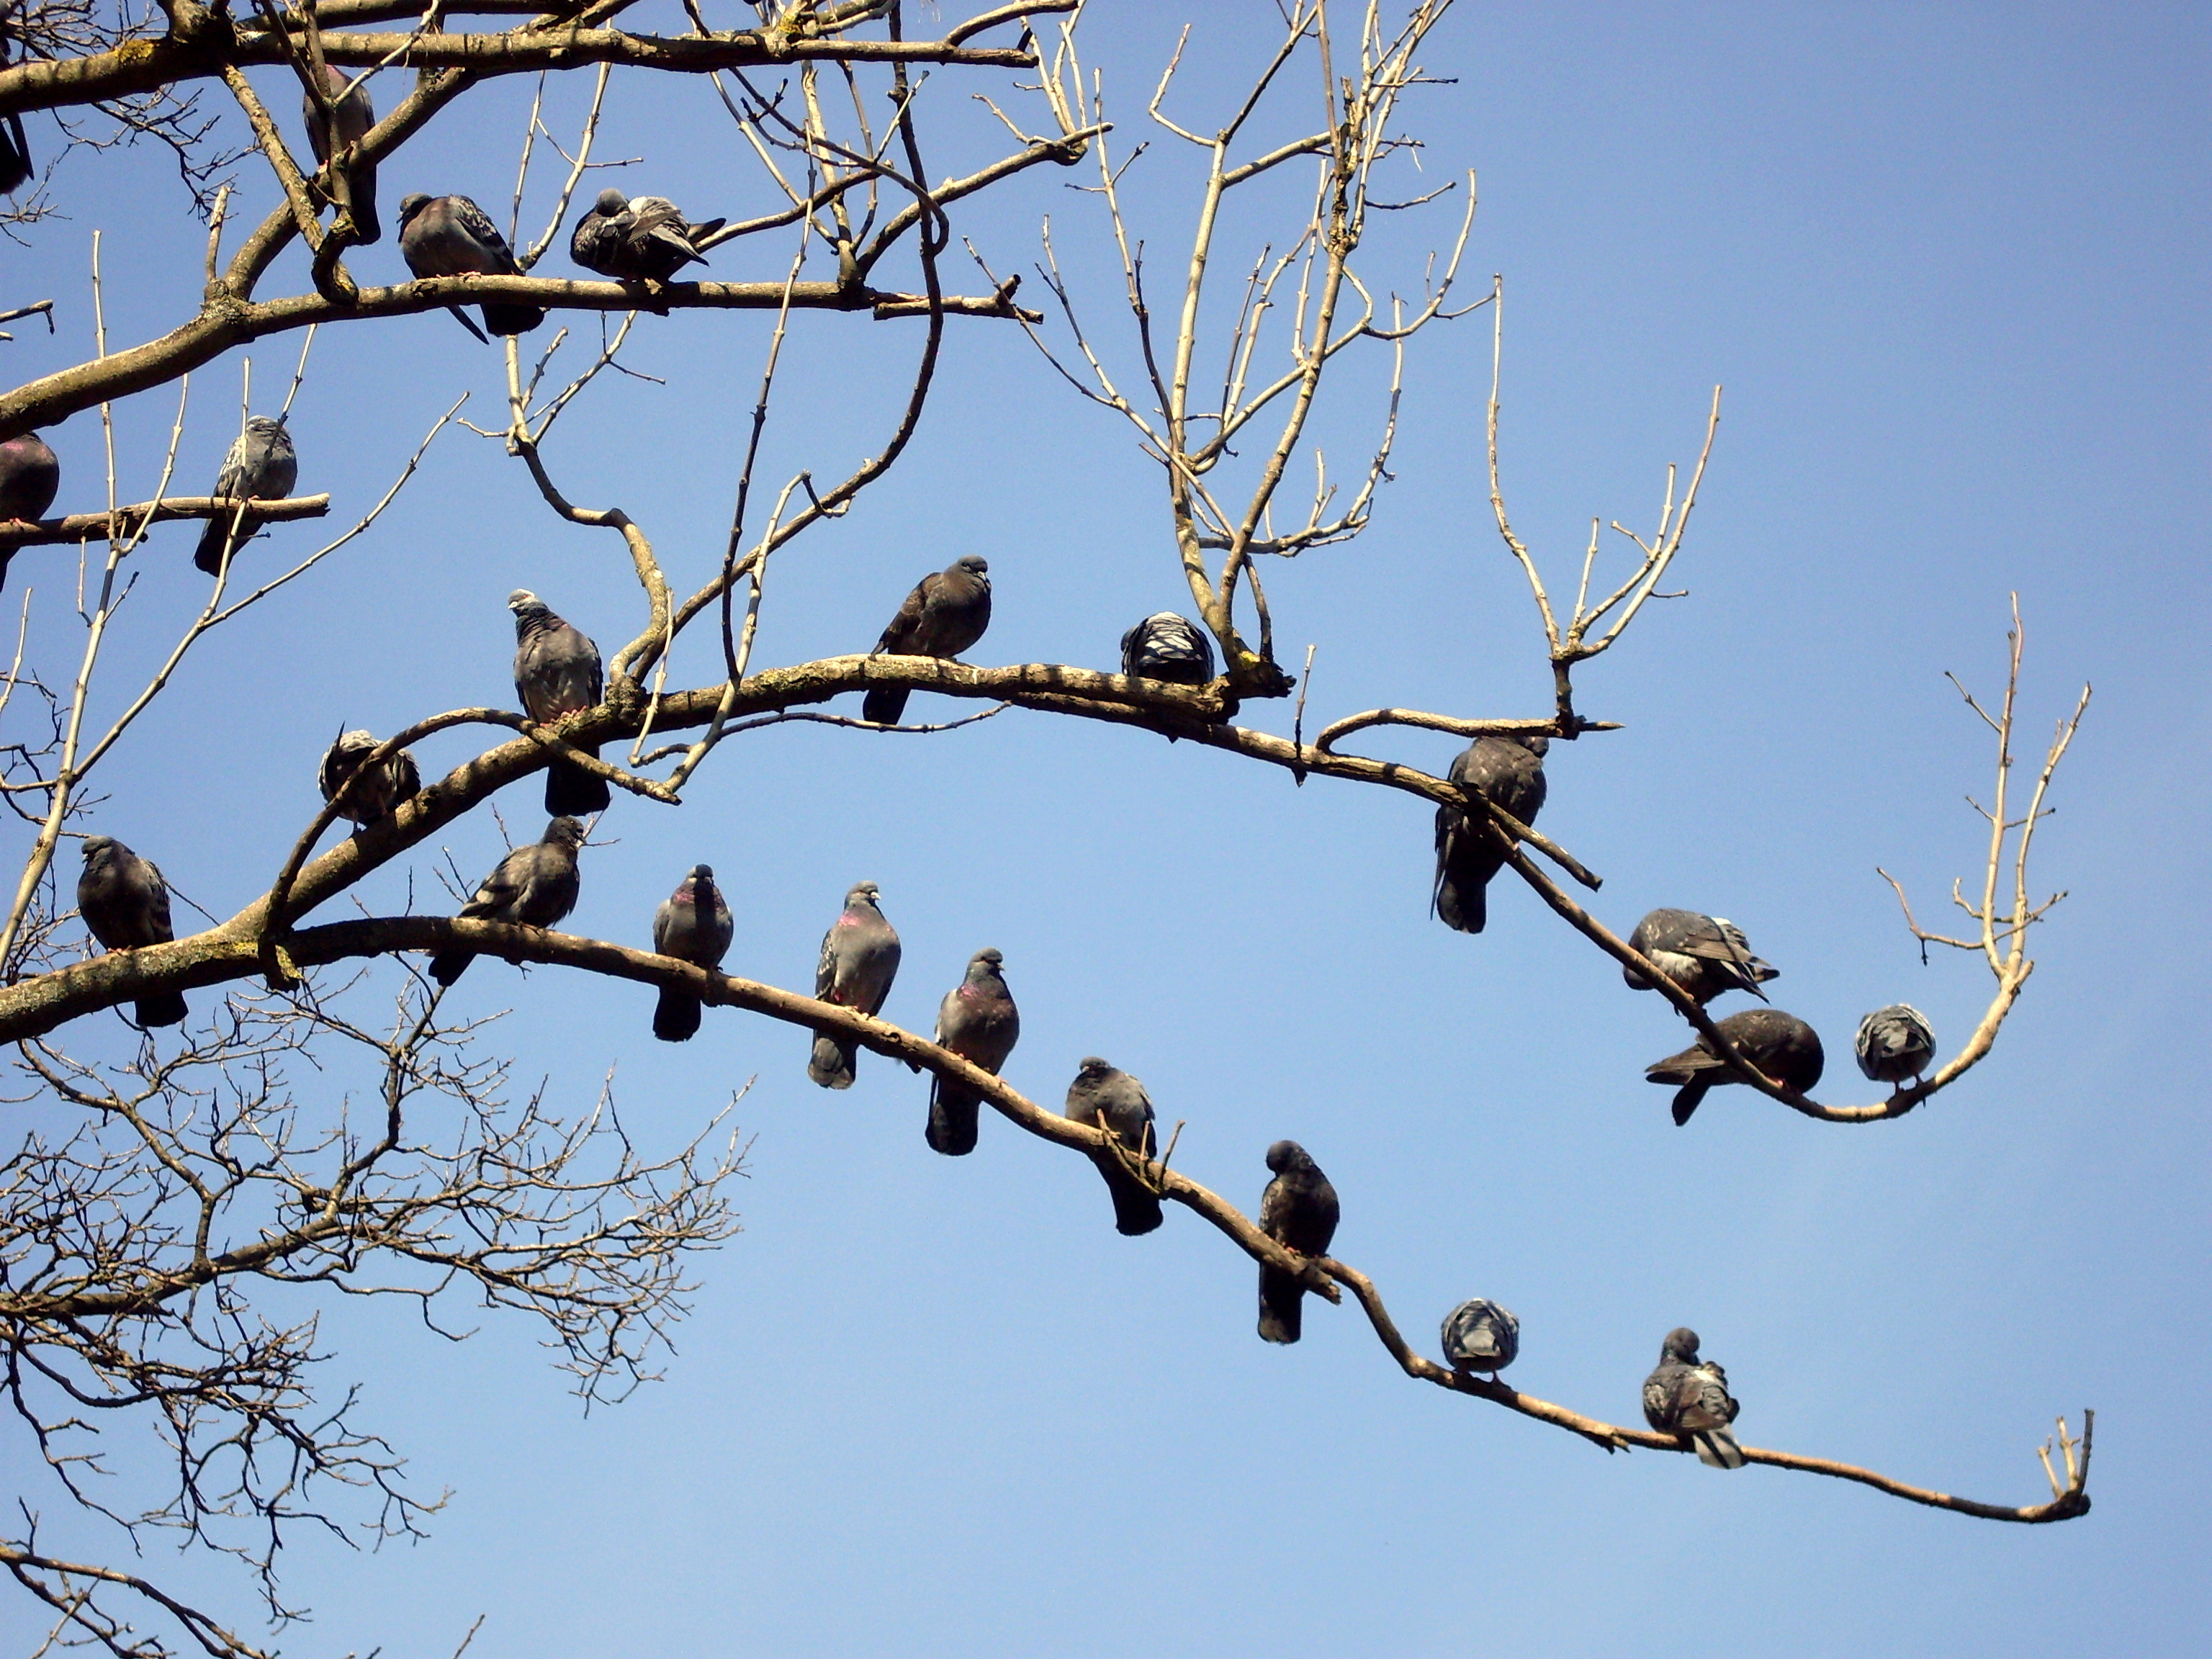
[301,63,379,243]
[651,864,734,1042]
[570,189,727,282]
[0,431,60,588]
[508,589,609,818]
[77,837,189,1028]
[863,554,992,726]
[1257,1139,1339,1344]
[1440,1298,1521,1375]
[427,817,586,986]
[1642,1327,1746,1469]
[396,193,546,341]
[926,948,1020,1155]
[1432,734,1550,934]
[0,111,34,197]
[1065,1057,1161,1236]
[318,729,421,827]
[1646,1007,1825,1125]
[1855,1003,1936,1085]
[807,881,902,1089]
[1623,908,1778,1007]
[1120,612,1216,685]
[193,417,299,575]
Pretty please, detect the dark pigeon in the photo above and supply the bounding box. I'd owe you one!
[318,728,421,827]
[1855,1003,1936,1085]
[1257,1139,1339,1345]
[301,62,379,244]
[807,881,901,1089]
[0,431,60,589]
[77,836,189,1028]
[1623,908,1778,1007]
[570,189,727,282]
[508,589,608,817]
[1646,1007,1825,1125]
[650,863,734,1043]
[0,111,34,198]
[1440,1298,1521,1375]
[1120,612,1215,684]
[1642,1327,1746,1470]
[1432,734,1549,934]
[925,948,1020,1155]
[396,192,546,341]
[193,417,299,575]
[863,554,992,726]
[427,816,585,986]
[1064,1056,1161,1236]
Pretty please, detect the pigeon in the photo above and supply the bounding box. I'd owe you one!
[427,816,586,986]
[922,948,1020,1155]
[76,836,189,1028]
[1120,612,1216,684]
[1432,734,1549,934]
[1622,908,1778,1007]
[1642,1327,1746,1470]
[650,863,734,1043]
[0,110,34,197]
[1646,1007,1825,1125]
[570,189,727,282]
[0,431,60,588]
[508,589,609,817]
[1064,1056,1162,1236]
[193,417,300,575]
[1855,1003,1936,1085]
[318,728,421,827]
[807,881,901,1089]
[1257,1139,1339,1344]
[1440,1298,1521,1375]
[300,62,379,244]
[396,192,546,341]
[863,554,992,726]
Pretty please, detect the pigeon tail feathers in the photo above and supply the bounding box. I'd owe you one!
[136,990,188,1029]
[862,686,909,727]
[653,986,703,1043]
[809,1033,857,1089]
[1692,1426,1748,1470]
[925,1089,980,1156]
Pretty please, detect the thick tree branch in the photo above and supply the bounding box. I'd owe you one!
[0,494,331,549]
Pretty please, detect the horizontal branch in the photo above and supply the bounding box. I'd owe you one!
[0,495,331,549]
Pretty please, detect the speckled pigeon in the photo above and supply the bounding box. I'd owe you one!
[863,554,992,725]
[77,836,188,1028]
[1440,1298,1521,1375]
[651,863,734,1043]
[925,948,1020,1155]
[807,881,901,1089]
[0,431,60,589]
[1642,1327,1746,1469]
[301,63,379,243]
[1065,1056,1161,1236]
[570,189,727,282]
[428,816,585,986]
[1,111,34,197]
[397,192,546,341]
[193,417,299,575]
[1622,908,1778,1007]
[1120,612,1215,684]
[1257,1139,1339,1344]
[508,589,608,817]
[1432,734,1549,934]
[1646,1007,1825,1125]
[1855,1003,1936,1085]
[318,728,421,827]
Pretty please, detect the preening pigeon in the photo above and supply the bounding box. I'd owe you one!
[1855,1003,1936,1085]
[1120,612,1216,684]
[193,417,299,575]
[318,729,421,827]
[1440,1298,1521,1375]
[807,881,901,1089]
[1257,1139,1339,1344]
[396,192,546,341]
[1623,908,1778,1007]
[863,554,992,726]
[650,864,734,1042]
[570,189,727,282]
[301,62,379,244]
[1064,1057,1161,1236]
[1432,734,1549,934]
[427,816,586,986]
[1642,1327,1746,1470]
[0,431,60,588]
[77,837,189,1028]
[925,948,1020,1155]
[508,589,609,817]
[0,111,34,197]
[1646,1007,1825,1125]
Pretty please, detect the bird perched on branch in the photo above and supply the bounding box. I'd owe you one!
[807,881,901,1089]
[1855,1003,1936,1085]
[0,431,60,588]
[76,837,188,1028]
[300,62,379,244]
[1623,907,1777,1007]
[570,189,726,282]
[193,417,298,575]
[1432,733,1549,934]
[397,193,546,341]
[1257,1139,1339,1344]
[1120,611,1216,685]
[1642,1327,1746,1469]
[863,554,992,726]
[1645,1007,1824,1125]
[925,948,1020,1155]
[508,589,609,818]
[1441,1298,1521,1375]
[318,729,421,828]
[1065,1057,1161,1236]
[428,817,586,986]
[650,864,733,1043]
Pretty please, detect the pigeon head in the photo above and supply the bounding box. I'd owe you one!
[1515,734,1551,757]
[397,193,432,227]
[1074,1056,1114,1079]
[1264,1138,1313,1174]
[245,415,287,436]
[955,555,989,575]
[80,835,117,864]
[1660,1327,1702,1362]
[334,728,376,752]
[972,948,1003,968]
[690,863,714,882]
[507,588,547,615]
[545,816,588,849]
[846,881,881,906]
[593,188,629,215]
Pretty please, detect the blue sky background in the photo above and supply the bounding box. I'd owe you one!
[6,2,2208,1654]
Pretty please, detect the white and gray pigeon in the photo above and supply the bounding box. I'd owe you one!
[0,431,60,591]
[318,728,421,827]
[651,864,734,1043]
[1646,1007,1825,1125]
[77,836,188,1028]
[1257,1139,1339,1344]
[863,554,992,726]
[1623,907,1778,1007]
[570,189,726,282]
[396,192,546,341]
[1440,1298,1521,1375]
[1855,1003,1936,1085]
[1642,1327,1746,1469]
[1120,611,1216,684]
[508,589,608,818]
[301,62,379,244]
[1064,1056,1161,1236]
[807,881,901,1089]
[925,948,1020,1155]
[193,416,298,575]
[1432,734,1549,934]
[428,816,586,986]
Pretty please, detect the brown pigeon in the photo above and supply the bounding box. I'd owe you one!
[863,555,992,725]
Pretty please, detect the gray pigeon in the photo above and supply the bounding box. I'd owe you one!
[863,554,992,725]
[194,417,300,575]
[301,62,379,243]
[508,589,608,817]
[1064,1056,1161,1236]
[76,836,188,1028]
[807,881,902,1089]
[396,192,546,341]
[570,189,727,282]
[0,110,32,197]
[925,948,1020,1155]
[0,431,60,590]
[1432,734,1549,934]
[651,863,734,1042]
[1646,1007,1825,1125]
[1855,1003,1936,1085]
[1440,1298,1521,1375]
[1642,1327,1746,1469]
[318,728,421,827]
[427,816,586,986]
[1120,612,1216,684]
[1257,1139,1339,1344]
[1623,908,1778,1007]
